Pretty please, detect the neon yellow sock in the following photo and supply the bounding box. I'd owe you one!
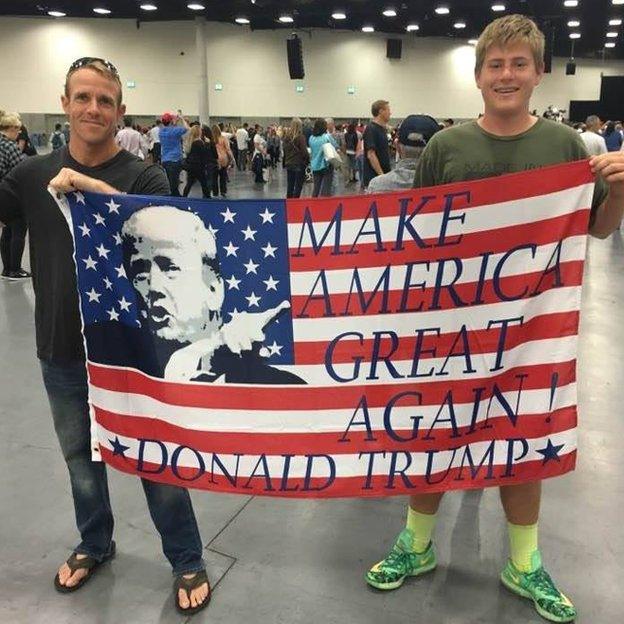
[507,522,539,573]
[406,507,437,553]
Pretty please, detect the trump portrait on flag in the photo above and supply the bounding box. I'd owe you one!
[84,205,305,385]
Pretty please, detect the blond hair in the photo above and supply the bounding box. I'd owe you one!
[286,117,302,142]
[0,110,22,130]
[189,124,202,142]
[475,14,545,74]
[64,59,123,105]
[0,110,21,130]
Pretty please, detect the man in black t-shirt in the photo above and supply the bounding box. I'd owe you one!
[362,99,392,188]
[0,58,210,615]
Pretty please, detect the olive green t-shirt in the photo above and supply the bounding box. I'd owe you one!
[413,117,608,215]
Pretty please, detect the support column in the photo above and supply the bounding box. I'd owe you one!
[195,16,209,125]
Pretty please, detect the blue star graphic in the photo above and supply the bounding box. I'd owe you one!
[109,436,130,458]
[536,439,564,465]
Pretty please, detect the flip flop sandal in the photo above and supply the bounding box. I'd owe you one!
[174,569,211,616]
[54,541,116,593]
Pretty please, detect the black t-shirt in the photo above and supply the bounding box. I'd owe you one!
[0,147,170,363]
[362,121,391,186]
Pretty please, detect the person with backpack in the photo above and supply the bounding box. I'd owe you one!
[50,123,66,150]
[211,124,233,198]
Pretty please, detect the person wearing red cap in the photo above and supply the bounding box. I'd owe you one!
[159,110,189,197]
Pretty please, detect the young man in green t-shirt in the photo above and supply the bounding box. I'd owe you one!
[366,14,624,623]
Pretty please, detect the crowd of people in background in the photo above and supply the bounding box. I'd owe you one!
[2,102,623,282]
[575,116,624,154]
[100,106,624,202]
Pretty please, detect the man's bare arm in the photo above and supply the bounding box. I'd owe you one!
[366,149,384,176]
[49,168,120,195]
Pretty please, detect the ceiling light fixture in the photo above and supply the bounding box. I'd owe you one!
[567,20,580,27]
[48,10,66,17]
[563,0,578,7]
[609,19,623,25]
[434,6,450,15]
[569,32,581,39]
[406,24,419,32]
[140,3,158,10]
[362,25,375,32]
[612,0,624,5]
[606,31,619,37]
[93,7,111,14]
[491,4,506,11]
[382,8,397,17]
[468,39,478,45]
[187,3,205,10]
[605,42,616,47]
[331,12,346,19]
[235,17,250,24]
[279,15,294,23]
[454,21,466,29]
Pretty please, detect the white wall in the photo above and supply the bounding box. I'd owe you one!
[0,16,622,118]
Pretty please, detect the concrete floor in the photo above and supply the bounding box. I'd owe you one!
[0,167,621,623]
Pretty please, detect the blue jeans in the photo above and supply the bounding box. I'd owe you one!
[286,166,305,198]
[312,167,333,197]
[356,154,364,189]
[162,161,183,197]
[40,359,204,576]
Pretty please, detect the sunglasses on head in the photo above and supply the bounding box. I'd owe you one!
[68,57,119,76]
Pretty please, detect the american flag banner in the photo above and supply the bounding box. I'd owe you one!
[56,160,594,498]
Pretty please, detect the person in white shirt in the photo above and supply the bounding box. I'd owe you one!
[235,123,250,170]
[581,115,608,156]
[115,116,142,157]
[148,120,161,163]
[138,128,150,161]
[252,127,268,183]
[253,128,267,154]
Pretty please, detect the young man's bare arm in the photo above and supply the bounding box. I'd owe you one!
[589,153,624,239]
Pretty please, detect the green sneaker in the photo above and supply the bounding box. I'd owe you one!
[366,528,437,590]
[500,551,576,623]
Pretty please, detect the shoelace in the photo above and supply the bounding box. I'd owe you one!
[526,568,562,601]
[380,547,409,572]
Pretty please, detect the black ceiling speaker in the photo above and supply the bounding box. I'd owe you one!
[286,35,304,79]
[566,60,576,75]
[387,38,402,59]
[542,20,554,73]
